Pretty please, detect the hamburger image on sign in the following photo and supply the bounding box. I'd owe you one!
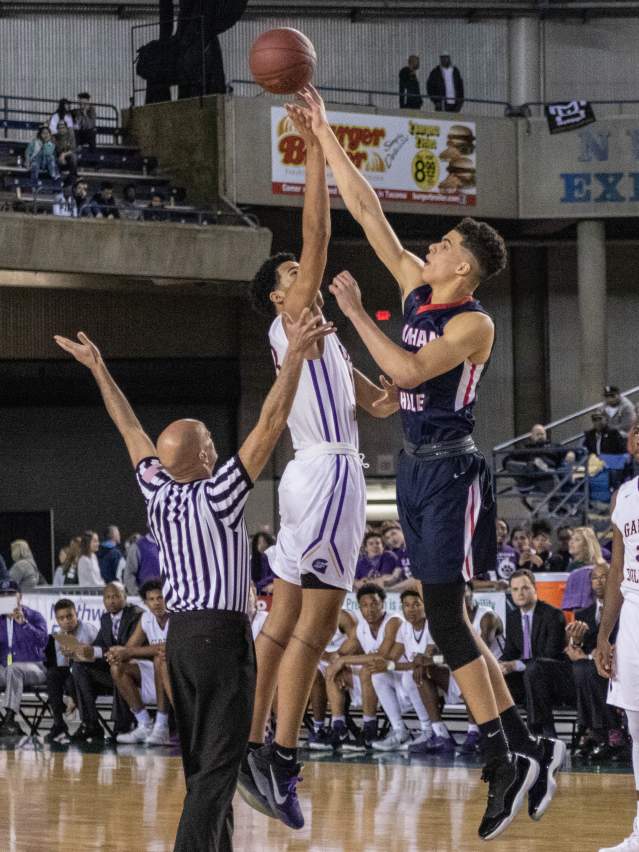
[440,124,476,160]
[439,156,476,192]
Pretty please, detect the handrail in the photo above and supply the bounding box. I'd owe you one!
[493,384,639,452]
[1,92,119,140]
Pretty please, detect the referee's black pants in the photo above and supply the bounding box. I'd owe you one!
[167,610,256,852]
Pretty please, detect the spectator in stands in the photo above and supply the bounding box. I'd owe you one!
[504,423,570,492]
[495,518,518,582]
[118,184,143,221]
[602,385,636,438]
[426,51,464,112]
[52,536,81,585]
[9,539,40,591]
[547,525,573,571]
[73,92,97,150]
[567,526,603,573]
[0,579,47,737]
[72,179,93,217]
[70,581,143,741]
[91,182,120,219]
[107,579,171,746]
[250,532,276,594]
[509,527,544,572]
[381,522,411,578]
[49,99,74,134]
[583,409,626,456]
[98,526,124,584]
[399,55,423,110]
[52,178,77,218]
[528,518,553,569]
[25,126,59,188]
[124,531,160,595]
[354,531,400,589]
[45,598,98,743]
[499,569,572,737]
[0,554,8,583]
[53,122,78,179]
[77,530,104,587]
[566,563,623,759]
[144,192,168,222]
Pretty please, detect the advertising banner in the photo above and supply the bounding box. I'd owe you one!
[271,107,477,207]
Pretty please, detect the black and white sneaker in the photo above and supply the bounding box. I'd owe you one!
[237,756,276,819]
[478,753,539,841]
[528,737,566,820]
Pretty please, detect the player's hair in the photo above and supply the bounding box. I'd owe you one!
[139,578,163,599]
[510,568,536,586]
[356,583,386,602]
[455,217,508,282]
[400,589,422,603]
[249,252,296,317]
[54,598,76,614]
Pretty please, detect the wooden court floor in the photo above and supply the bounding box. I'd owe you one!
[0,745,634,852]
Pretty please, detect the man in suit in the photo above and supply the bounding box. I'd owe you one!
[499,569,573,737]
[70,581,142,741]
[566,563,622,759]
[44,598,98,743]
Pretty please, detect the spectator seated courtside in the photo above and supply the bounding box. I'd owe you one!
[0,580,48,737]
[354,532,400,590]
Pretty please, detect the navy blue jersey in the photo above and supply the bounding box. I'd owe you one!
[399,284,492,445]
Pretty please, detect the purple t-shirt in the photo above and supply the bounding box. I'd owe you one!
[355,551,398,581]
[495,544,518,580]
[392,547,412,579]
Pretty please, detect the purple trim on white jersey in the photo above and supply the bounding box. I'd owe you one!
[319,356,342,442]
[301,455,341,559]
[308,360,331,442]
[329,458,349,575]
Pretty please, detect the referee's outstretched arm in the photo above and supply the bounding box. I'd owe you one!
[237,309,334,483]
[54,309,333,478]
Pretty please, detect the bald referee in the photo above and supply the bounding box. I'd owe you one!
[55,308,333,852]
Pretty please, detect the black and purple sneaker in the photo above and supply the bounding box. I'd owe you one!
[458,729,481,755]
[248,744,305,830]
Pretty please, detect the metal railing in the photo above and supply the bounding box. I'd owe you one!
[1,94,119,143]
[228,79,513,117]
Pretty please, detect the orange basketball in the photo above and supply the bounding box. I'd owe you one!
[249,28,317,95]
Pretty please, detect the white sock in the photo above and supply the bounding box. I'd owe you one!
[313,720,324,731]
[332,715,346,726]
[372,672,405,731]
[625,709,639,791]
[134,708,151,726]
[363,715,377,724]
[401,672,431,726]
[420,721,433,735]
[433,722,448,738]
[468,723,479,734]
[155,712,169,727]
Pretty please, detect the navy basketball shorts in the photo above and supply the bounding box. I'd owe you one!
[396,450,496,585]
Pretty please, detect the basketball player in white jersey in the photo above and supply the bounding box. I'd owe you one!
[595,423,639,852]
[106,579,172,746]
[240,112,399,829]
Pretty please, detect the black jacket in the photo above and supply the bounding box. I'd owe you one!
[399,66,423,109]
[574,602,618,655]
[502,600,566,662]
[583,427,626,456]
[93,604,143,650]
[426,66,464,110]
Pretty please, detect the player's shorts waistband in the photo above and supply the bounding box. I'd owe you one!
[295,442,361,461]
[403,435,477,461]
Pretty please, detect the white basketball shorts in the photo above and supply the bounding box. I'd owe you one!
[608,598,639,713]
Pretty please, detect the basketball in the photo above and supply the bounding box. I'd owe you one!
[249,28,317,95]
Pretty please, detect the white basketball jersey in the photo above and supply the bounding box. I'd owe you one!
[268,314,358,451]
[397,619,431,661]
[251,609,268,641]
[472,605,503,658]
[325,623,347,654]
[141,610,169,645]
[612,476,639,605]
[357,613,400,654]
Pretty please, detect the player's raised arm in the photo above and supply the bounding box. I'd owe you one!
[53,332,156,467]
[238,309,334,482]
[353,369,399,419]
[330,271,493,389]
[293,85,424,297]
[279,105,330,319]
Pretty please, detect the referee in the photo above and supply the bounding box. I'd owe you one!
[55,308,333,852]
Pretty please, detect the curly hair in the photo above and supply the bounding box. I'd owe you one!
[455,217,508,282]
[249,252,296,317]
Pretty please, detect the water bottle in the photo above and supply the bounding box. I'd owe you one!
[16,155,22,167]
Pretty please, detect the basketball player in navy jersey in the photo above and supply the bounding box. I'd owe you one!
[293,86,565,841]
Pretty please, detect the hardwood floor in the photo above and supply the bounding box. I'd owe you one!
[0,746,634,851]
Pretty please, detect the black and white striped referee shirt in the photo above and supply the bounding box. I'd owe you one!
[135,455,253,613]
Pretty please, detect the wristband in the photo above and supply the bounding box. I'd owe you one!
[386,660,396,672]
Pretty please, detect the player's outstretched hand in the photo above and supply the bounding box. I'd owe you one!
[54,331,103,370]
[283,307,334,356]
[329,270,364,319]
[593,637,615,679]
[297,84,329,135]
[284,101,316,144]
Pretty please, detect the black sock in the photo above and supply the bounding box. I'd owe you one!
[500,705,539,757]
[478,717,509,764]
[273,741,298,767]
[4,709,15,722]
